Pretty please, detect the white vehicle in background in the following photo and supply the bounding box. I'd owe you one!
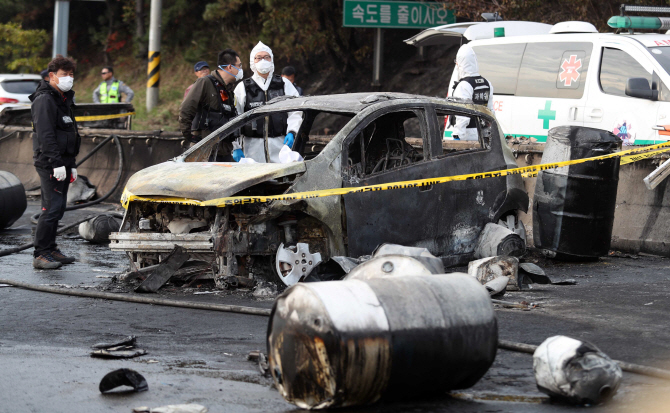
[406,5,670,145]
[0,74,41,111]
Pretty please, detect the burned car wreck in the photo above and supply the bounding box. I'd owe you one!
[110,92,528,287]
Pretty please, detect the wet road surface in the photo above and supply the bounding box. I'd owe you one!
[1,201,669,412]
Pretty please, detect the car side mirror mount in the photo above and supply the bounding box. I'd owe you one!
[625,77,658,101]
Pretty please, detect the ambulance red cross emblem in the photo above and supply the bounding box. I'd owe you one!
[559,55,582,87]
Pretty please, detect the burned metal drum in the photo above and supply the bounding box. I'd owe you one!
[533,126,620,259]
[0,170,27,229]
[267,274,497,409]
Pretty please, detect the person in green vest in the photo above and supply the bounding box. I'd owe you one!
[92,66,134,103]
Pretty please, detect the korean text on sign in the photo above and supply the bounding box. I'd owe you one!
[344,0,455,29]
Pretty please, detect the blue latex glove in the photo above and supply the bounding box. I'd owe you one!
[283,132,295,148]
[233,148,245,162]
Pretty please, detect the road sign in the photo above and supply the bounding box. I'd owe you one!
[343,0,455,29]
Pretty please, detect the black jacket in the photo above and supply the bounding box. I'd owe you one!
[29,80,80,170]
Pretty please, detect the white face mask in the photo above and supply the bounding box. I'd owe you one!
[234,67,243,81]
[56,75,73,92]
[255,59,274,75]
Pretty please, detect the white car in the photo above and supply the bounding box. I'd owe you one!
[406,9,670,146]
[0,74,42,110]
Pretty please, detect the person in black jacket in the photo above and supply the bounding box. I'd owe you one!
[29,54,80,269]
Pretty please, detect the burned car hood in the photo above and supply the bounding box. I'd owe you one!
[124,161,306,201]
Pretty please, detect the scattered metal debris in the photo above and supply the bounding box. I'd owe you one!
[132,404,207,413]
[219,275,256,290]
[135,246,190,293]
[342,243,444,281]
[468,256,520,296]
[474,223,526,259]
[519,262,551,284]
[247,350,270,376]
[267,273,497,409]
[99,368,148,393]
[533,335,622,405]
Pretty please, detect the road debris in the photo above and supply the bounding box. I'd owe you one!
[99,368,148,393]
[468,256,520,296]
[79,214,121,243]
[136,246,190,293]
[92,348,148,359]
[474,223,526,259]
[133,405,207,413]
[267,273,497,409]
[92,335,136,349]
[91,335,147,359]
[533,336,622,405]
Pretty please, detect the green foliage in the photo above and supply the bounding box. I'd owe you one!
[202,0,370,72]
[0,22,49,72]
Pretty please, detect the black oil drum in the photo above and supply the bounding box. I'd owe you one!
[0,170,27,229]
[533,126,621,260]
[267,274,498,409]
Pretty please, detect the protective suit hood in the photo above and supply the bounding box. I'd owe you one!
[250,41,274,76]
[456,44,479,79]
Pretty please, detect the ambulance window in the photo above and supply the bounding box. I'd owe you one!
[472,44,526,96]
[599,48,651,97]
[516,42,592,99]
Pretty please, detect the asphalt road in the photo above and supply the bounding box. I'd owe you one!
[1,202,669,412]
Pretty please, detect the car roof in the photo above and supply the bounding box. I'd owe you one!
[256,92,473,114]
[468,31,670,47]
[0,74,42,82]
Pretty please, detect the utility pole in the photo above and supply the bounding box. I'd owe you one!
[52,0,70,57]
[372,28,384,87]
[146,0,161,112]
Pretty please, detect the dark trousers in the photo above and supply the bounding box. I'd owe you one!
[34,167,71,257]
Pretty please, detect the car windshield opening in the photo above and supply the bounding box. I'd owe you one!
[184,109,355,163]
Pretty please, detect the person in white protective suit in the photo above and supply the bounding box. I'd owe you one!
[447,44,494,141]
[233,41,302,163]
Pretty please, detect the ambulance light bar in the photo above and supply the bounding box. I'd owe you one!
[608,16,670,31]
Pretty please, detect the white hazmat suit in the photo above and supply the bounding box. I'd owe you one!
[447,44,494,141]
[234,41,302,163]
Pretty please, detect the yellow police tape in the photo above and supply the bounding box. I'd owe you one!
[120,141,670,209]
[75,112,135,122]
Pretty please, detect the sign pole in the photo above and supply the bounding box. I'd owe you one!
[146,0,162,113]
[52,0,70,57]
[372,28,384,86]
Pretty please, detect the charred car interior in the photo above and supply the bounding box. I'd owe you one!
[110,93,528,287]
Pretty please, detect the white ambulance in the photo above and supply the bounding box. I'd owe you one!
[406,11,670,145]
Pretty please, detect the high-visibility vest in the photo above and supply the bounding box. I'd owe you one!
[99,81,120,103]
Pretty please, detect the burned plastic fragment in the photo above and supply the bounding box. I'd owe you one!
[136,246,190,293]
[533,335,622,405]
[519,262,551,284]
[92,335,136,349]
[267,274,497,409]
[99,368,148,393]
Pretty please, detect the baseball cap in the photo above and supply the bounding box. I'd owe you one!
[40,69,49,78]
[194,61,209,72]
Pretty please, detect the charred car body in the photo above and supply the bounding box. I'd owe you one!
[110,93,528,286]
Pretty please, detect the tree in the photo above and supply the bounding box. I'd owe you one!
[0,22,49,72]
